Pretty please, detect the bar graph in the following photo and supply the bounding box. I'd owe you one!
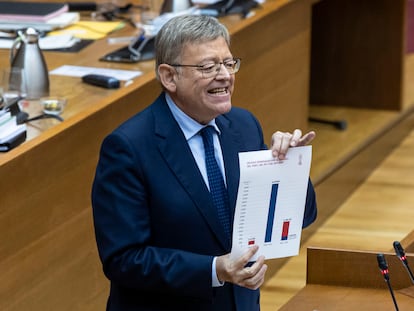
[231,147,312,260]
[264,182,279,243]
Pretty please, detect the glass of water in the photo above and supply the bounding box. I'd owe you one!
[0,68,27,109]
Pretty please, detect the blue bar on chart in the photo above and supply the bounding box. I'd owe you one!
[264,182,279,243]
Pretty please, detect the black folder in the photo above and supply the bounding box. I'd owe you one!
[0,130,26,152]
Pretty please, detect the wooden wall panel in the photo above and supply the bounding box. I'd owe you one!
[231,0,311,137]
[310,0,406,110]
[307,248,414,289]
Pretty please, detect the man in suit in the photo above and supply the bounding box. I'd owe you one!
[91,14,317,311]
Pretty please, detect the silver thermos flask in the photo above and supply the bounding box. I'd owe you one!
[10,27,50,100]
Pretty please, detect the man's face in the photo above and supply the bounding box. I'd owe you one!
[169,37,235,124]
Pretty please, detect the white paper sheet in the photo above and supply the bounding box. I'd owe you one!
[0,34,79,50]
[231,146,312,261]
[49,65,142,81]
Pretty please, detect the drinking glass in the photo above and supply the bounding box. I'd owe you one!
[0,68,27,108]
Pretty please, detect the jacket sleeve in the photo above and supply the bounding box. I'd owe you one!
[91,132,214,300]
[302,179,317,228]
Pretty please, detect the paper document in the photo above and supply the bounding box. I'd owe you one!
[49,65,142,81]
[48,21,124,40]
[231,146,312,261]
[0,34,78,50]
[0,12,79,32]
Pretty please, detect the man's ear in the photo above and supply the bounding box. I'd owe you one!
[158,64,177,92]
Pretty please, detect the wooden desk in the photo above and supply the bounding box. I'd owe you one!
[1,0,414,309]
[0,1,312,310]
[280,247,414,310]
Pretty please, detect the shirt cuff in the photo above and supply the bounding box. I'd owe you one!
[212,257,225,287]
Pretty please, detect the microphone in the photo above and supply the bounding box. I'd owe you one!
[377,253,399,311]
[393,241,414,284]
[308,116,347,131]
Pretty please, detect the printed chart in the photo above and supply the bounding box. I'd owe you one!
[231,146,312,261]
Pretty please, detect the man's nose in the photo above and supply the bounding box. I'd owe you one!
[215,63,232,79]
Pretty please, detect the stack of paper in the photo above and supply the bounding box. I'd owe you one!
[0,2,68,21]
[0,110,26,152]
[0,1,79,31]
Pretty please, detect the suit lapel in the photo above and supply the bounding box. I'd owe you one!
[152,96,232,250]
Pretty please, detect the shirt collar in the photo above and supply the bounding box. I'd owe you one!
[165,93,221,140]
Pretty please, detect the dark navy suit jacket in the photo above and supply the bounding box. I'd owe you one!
[91,93,317,311]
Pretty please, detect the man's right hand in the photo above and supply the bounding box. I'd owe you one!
[216,246,268,290]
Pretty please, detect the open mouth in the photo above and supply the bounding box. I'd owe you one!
[208,87,228,95]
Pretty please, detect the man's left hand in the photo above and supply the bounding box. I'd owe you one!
[270,129,315,160]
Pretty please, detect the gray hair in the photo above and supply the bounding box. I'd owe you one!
[154,15,230,78]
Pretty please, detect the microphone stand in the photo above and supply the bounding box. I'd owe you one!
[401,261,414,284]
[385,278,399,311]
[377,253,399,311]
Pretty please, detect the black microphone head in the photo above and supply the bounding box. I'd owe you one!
[377,253,388,271]
[335,120,347,131]
[393,241,405,258]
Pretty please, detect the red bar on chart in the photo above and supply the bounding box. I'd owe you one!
[281,220,290,241]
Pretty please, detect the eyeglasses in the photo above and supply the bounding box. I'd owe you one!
[168,58,241,79]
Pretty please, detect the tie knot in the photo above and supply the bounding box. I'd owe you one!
[200,126,216,146]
